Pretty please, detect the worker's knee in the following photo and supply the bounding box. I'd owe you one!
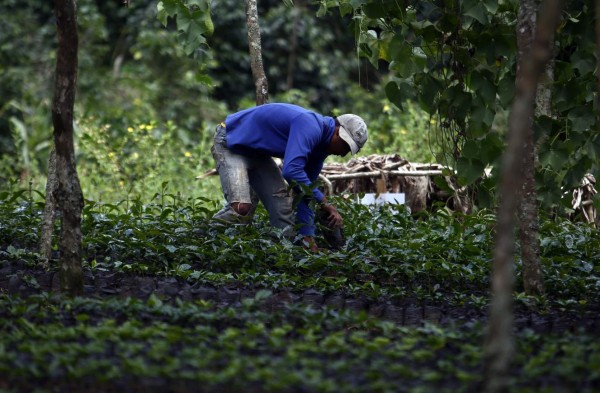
[231,202,253,216]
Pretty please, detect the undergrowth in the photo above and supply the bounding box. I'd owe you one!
[1,184,599,308]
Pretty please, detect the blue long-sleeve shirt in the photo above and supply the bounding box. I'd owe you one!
[224,103,335,236]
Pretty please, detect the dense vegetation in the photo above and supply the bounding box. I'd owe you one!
[0,0,437,202]
[1,293,598,392]
[2,0,600,391]
[2,186,600,306]
[1,187,599,390]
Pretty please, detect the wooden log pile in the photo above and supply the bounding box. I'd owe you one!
[319,154,469,213]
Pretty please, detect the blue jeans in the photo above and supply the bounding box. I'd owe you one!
[211,125,295,237]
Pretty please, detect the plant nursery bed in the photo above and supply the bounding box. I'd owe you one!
[0,291,599,393]
[2,263,599,335]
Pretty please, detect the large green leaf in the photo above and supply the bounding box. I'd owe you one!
[178,9,209,54]
[468,105,494,137]
[385,80,415,110]
[584,135,600,160]
[497,75,515,106]
[388,37,422,77]
[416,1,443,23]
[456,157,485,185]
[539,148,570,170]
[157,0,179,26]
[338,3,354,16]
[568,106,595,132]
[469,70,496,105]
[533,115,554,142]
[440,85,472,120]
[350,0,368,8]
[388,35,408,60]
[187,0,210,11]
[475,132,503,166]
[363,2,388,18]
[433,175,454,193]
[464,4,489,25]
[416,74,443,113]
[571,52,596,76]
[175,5,193,32]
[462,128,500,164]
[385,81,403,110]
[437,11,460,33]
[461,140,480,159]
[564,158,593,189]
[359,30,381,68]
[483,0,498,13]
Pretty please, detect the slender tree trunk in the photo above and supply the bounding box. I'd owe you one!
[517,0,546,296]
[483,0,562,391]
[286,2,301,90]
[245,0,269,105]
[53,0,84,296]
[39,149,58,268]
[596,0,600,122]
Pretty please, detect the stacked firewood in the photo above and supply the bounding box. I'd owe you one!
[319,154,468,213]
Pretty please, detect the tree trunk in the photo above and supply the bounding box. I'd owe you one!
[596,0,600,122]
[483,0,562,391]
[53,0,84,296]
[245,0,269,105]
[286,2,301,90]
[39,149,58,268]
[516,0,546,296]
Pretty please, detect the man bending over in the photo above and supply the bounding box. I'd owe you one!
[211,103,368,251]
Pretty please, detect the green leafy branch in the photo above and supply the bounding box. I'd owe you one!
[157,0,214,55]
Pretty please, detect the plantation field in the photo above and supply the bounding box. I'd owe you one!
[1,188,600,392]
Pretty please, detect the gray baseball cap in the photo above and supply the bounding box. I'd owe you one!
[337,114,368,155]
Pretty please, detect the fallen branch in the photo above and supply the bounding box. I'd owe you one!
[325,170,444,180]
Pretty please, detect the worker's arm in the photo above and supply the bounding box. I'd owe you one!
[281,115,324,237]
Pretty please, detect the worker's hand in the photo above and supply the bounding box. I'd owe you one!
[302,236,320,252]
[320,204,343,228]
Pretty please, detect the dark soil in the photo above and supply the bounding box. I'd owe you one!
[2,262,599,335]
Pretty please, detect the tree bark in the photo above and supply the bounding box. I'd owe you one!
[596,0,600,122]
[483,0,562,391]
[39,149,58,268]
[52,0,84,296]
[245,0,269,105]
[516,0,546,296]
[286,2,301,90]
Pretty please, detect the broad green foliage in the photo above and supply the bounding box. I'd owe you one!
[1,185,600,390]
[317,0,517,181]
[1,187,599,307]
[317,0,600,212]
[157,0,214,55]
[0,293,599,391]
[0,0,225,186]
